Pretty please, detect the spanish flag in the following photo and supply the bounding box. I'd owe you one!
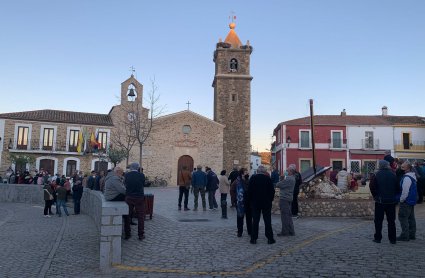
[90,131,99,147]
[77,129,84,154]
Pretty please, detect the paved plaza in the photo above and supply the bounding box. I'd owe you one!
[0,187,424,277]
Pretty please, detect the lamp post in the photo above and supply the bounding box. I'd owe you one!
[287,136,291,147]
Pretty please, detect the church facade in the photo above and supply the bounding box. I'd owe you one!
[0,22,252,186]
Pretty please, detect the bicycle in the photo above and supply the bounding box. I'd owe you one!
[151,177,168,187]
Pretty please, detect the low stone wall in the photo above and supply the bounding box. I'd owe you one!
[0,184,44,204]
[80,188,128,269]
[272,196,375,217]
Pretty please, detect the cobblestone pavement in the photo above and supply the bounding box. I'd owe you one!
[0,187,424,277]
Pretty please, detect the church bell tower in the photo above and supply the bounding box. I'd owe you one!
[212,21,253,172]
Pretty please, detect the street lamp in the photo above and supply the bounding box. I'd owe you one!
[287,136,291,147]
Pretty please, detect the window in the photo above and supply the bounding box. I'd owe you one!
[365,132,374,149]
[403,133,410,150]
[43,128,54,150]
[66,160,77,177]
[17,126,29,149]
[69,130,79,152]
[300,131,310,148]
[230,58,238,72]
[98,132,107,150]
[182,125,191,134]
[331,131,342,148]
[350,161,360,173]
[300,160,311,173]
[231,94,237,102]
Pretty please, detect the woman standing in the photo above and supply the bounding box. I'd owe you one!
[43,183,54,217]
[230,168,252,237]
[218,170,230,219]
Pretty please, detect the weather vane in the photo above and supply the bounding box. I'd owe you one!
[186,101,191,110]
[130,66,136,75]
[229,11,236,22]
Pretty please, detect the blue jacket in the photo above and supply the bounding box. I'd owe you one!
[397,175,417,206]
[191,170,207,187]
[206,171,219,191]
[94,175,102,191]
[271,170,279,184]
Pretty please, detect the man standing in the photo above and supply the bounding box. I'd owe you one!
[396,163,417,241]
[94,171,104,191]
[329,167,339,185]
[72,170,79,185]
[289,164,302,218]
[247,166,275,244]
[369,160,399,244]
[124,163,146,241]
[276,168,296,236]
[414,161,424,204]
[56,184,70,217]
[383,150,395,169]
[87,171,96,190]
[271,167,279,186]
[206,167,219,210]
[104,167,126,201]
[228,166,239,208]
[178,165,192,211]
[191,165,208,211]
[72,172,84,215]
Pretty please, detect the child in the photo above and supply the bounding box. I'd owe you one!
[350,177,358,191]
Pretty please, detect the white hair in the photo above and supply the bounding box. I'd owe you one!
[113,167,123,173]
[289,164,296,170]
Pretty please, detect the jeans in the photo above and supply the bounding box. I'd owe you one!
[221,193,227,217]
[417,179,425,203]
[374,202,396,242]
[398,202,416,239]
[57,200,69,216]
[193,186,206,209]
[251,207,273,240]
[125,196,145,238]
[208,190,218,209]
[280,199,295,234]
[178,186,189,208]
[291,192,299,216]
[73,198,81,214]
[44,200,53,215]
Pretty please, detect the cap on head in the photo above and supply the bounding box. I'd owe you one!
[130,162,139,170]
[385,150,391,154]
[379,160,389,168]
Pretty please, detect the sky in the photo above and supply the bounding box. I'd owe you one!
[1,0,424,152]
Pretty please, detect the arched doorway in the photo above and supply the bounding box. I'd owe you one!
[40,159,55,174]
[94,161,108,173]
[177,155,194,185]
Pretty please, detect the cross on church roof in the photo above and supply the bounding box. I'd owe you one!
[186,101,191,110]
[229,11,236,22]
[129,66,135,75]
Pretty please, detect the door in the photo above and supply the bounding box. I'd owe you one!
[403,133,410,150]
[66,160,77,177]
[177,155,194,185]
[332,161,343,171]
[40,159,55,174]
[94,161,108,173]
[364,161,377,178]
[365,132,373,149]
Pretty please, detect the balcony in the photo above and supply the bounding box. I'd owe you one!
[394,140,425,152]
[328,139,347,149]
[361,139,379,150]
[298,141,311,149]
[7,139,103,154]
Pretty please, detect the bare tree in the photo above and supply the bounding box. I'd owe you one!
[110,119,137,166]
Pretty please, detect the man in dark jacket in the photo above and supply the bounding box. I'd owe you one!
[124,162,145,241]
[206,167,219,210]
[383,150,395,169]
[369,160,399,244]
[228,166,239,208]
[413,161,425,204]
[271,168,279,186]
[72,172,84,215]
[191,165,208,211]
[329,167,339,185]
[289,164,302,218]
[87,171,96,190]
[247,166,275,245]
[56,184,70,217]
[94,171,104,191]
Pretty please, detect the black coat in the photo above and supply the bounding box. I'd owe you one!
[124,171,145,198]
[206,171,219,191]
[369,168,399,204]
[247,173,275,209]
[72,178,84,199]
[384,155,395,168]
[228,170,238,184]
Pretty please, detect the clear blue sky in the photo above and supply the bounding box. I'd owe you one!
[1,1,424,151]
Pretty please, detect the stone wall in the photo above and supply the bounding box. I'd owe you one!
[80,188,128,269]
[272,197,375,217]
[0,183,44,204]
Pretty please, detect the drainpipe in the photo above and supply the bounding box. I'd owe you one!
[346,126,350,171]
[392,126,395,158]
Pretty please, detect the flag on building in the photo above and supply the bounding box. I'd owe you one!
[94,131,100,151]
[90,131,99,150]
[77,129,84,154]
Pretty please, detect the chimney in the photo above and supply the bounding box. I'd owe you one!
[382,106,388,116]
[341,109,346,117]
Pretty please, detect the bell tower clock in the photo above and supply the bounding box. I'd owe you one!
[212,22,253,172]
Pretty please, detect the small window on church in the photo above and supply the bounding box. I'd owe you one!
[230,58,238,72]
[231,94,237,102]
[182,125,191,134]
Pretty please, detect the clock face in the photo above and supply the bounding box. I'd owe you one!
[182,125,191,134]
[127,112,136,122]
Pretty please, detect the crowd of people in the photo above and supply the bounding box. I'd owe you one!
[176,164,302,244]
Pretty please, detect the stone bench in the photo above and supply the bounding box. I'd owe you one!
[80,189,128,269]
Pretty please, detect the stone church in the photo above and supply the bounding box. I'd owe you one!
[0,22,253,186]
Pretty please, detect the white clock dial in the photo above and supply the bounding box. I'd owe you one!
[127,112,136,121]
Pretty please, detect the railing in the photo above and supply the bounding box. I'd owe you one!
[328,139,347,149]
[361,139,379,150]
[298,141,311,149]
[394,140,425,151]
[7,139,105,154]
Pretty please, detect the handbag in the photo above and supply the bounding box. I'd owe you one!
[44,189,54,200]
[181,171,191,190]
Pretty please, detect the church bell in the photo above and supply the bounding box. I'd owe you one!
[128,88,136,97]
